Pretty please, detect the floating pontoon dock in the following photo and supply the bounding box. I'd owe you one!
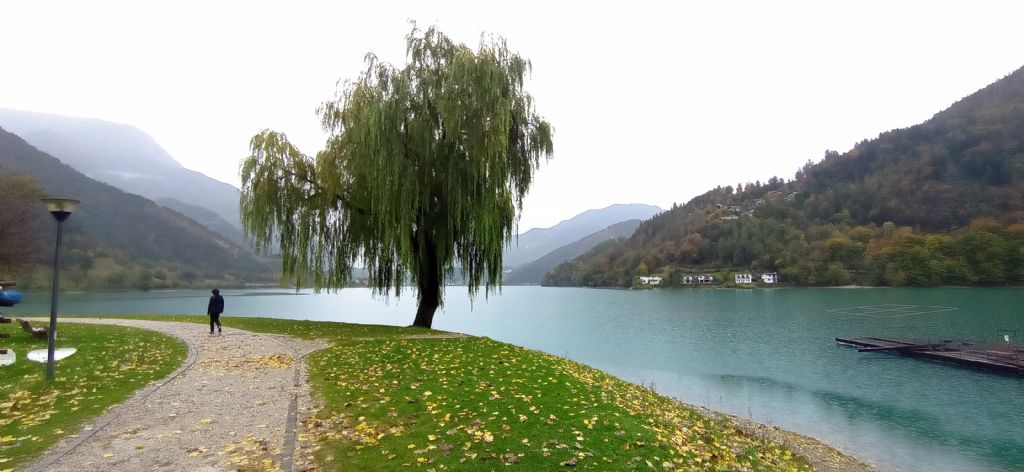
[836,336,1024,376]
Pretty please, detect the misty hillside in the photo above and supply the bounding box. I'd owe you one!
[504,219,642,285]
[156,197,247,246]
[504,203,661,268]
[546,65,1024,288]
[0,109,244,242]
[0,126,271,285]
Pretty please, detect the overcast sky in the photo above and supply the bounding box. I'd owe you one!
[2,0,1024,232]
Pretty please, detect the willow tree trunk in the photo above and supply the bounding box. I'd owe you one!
[413,278,440,328]
[412,235,441,328]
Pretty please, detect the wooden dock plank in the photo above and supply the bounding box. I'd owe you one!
[857,343,944,353]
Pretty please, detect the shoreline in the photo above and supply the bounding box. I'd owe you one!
[29,314,875,471]
[692,406,876,472]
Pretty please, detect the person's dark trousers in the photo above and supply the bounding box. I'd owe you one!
[210,314,222,333]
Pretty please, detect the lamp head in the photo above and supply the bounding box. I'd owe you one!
[42,198,80,222]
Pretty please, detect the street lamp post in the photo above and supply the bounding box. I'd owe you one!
[42,198,79,381]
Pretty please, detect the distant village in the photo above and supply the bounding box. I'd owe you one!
[715,191,799,221]
[638,271,779,287]
[631,191,794,288]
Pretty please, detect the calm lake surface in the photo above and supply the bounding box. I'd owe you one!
[13,286,1024,471]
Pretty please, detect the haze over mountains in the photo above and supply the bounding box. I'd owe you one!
[20,55,1021,293]
[503,203,662,269]
[504,218,644,285]
[0,109,244,244]
[8,63,1023,291]
[547,65,1024,288]
[0,109,659,266]
[0,108,660,288]
[0,126,272,288]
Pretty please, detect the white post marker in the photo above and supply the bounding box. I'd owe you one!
[0,348,14,366]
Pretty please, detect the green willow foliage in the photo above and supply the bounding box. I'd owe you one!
[240,26,553,327]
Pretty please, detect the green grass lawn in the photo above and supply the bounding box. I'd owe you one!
[304,336,812,471]
[73,315,814,471]
[64,313,432,340]
[0,322,186,471]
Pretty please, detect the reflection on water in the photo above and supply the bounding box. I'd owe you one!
[13,286,1024,471]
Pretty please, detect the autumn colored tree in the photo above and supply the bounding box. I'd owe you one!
[240,26,553,328]
[0,173,44,277]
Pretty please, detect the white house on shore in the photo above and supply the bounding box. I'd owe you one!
[697,274,714,284]
[761,272,779,284]
[735,273,753,284]
[638,275,663,285]
[681,275,694,285]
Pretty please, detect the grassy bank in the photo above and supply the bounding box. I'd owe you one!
[74,315,859,471]
[0,323,186,470]
[304,335,816,470]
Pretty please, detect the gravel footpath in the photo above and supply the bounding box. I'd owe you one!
[23,318,328,472]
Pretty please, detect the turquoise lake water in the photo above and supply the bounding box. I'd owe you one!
[9,286,1024,471]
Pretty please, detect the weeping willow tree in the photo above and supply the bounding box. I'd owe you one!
[240,26,553,328]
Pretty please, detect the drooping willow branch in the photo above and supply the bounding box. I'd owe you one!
[239,25,553,327]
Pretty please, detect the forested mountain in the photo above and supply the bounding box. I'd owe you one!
[0,127,273,288]
[0,109,243,242]
[546,65,1024,288]
[504,203,661,268]
[156,197,247,246]
[0,173,44,276]
[504,219,642,285]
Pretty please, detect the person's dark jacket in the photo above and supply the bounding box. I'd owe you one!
[207,293,224,316]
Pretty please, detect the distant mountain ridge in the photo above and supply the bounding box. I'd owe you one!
[156,197,247,246]
[0,109,243,243]
[0,126,271,286]
[546,64,1024,288]
[796,66,1024,231]
[504,219,642,285]
[504,203,661,268]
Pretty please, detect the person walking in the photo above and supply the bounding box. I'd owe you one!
[207,288,224,334]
